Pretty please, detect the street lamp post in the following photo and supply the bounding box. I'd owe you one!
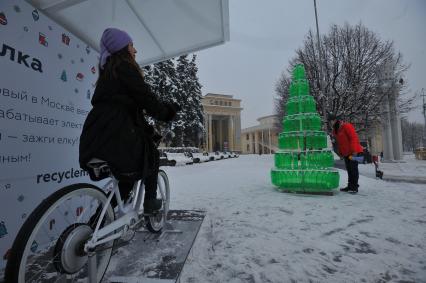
[422,88,426,147]
[313,0,327,124]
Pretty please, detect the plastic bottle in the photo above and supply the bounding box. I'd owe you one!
[293,65,305,80]
[300,153,306,169]
[289,82,297,97]
[278,134,284,149]
[298,97,303,113]
[281,134,287,149]
[285,134,291,149]
[303,170,309,189]
[285,153,290,169]
[305,133,310,149]
[298,80,309,96]
[313,151,318,168]
[305,152,310,169]
[309,170,315,189]
[293,152,299,169]
[349,155,364,163]
[315,116,320,130]
[320,151,325,168]
[286,101,291,115]
[308,97,316,113]
[275,154,281,168]
[297,117,301,131]
[315,132,320,149]
[320,132,327,148]
[291,99,297,115]
[302,97,308,113]
[315,132,323,149]
[283,119,289,132]
[309,132,314,149]
[326,171,332,189]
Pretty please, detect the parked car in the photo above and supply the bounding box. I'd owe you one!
[164,152,193,166]
[231,151,239,158]
[224,151,234,158]
[213,151,225,160]
[191,151,211,163]
[203,152,215,161]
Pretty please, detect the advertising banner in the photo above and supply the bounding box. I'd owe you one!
[0,0,99,271]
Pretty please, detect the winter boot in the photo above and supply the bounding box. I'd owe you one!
[143,199,162,214]
[348,185,359,194]
[340,186,350,192]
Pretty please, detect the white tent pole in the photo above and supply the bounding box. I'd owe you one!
[125,0,166,57]
[28,0,89,13]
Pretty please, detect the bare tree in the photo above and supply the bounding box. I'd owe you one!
[274,71,291,131]
[401,119,424,151]
[275,22,415,133]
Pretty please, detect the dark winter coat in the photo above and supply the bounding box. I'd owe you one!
[332,121,364,157]
[79,62,175,180]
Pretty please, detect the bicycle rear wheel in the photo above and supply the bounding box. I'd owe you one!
[145,170,170,233]
[4,183,115,283]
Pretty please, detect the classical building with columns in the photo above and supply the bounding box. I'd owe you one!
[241,115,280,154]
[201,93,243,152]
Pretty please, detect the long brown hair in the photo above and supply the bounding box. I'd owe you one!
[97,45,144,85]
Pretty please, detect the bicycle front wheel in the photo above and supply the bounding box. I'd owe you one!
[4,183,115,283]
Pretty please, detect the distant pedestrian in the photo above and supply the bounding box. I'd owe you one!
[328,113,364,193]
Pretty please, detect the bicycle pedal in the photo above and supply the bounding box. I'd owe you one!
[142,212,160,217]
[122,230,134,241]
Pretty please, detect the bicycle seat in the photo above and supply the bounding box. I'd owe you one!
[86,159,142,181]
[87,158,108,168]
[86,158,111,180]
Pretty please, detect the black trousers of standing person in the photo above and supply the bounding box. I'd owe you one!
[113,148,160,207]
[344,156,359,190]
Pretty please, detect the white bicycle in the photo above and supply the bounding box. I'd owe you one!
[4,159,170,283]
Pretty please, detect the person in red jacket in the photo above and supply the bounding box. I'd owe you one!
[328,113,364,193]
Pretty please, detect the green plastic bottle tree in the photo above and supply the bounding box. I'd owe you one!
[271,64,339,193]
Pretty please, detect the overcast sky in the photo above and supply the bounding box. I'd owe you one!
[195,0,426,129]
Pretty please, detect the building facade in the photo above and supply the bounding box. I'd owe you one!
[201,93,243,152]
[241,115,280,154]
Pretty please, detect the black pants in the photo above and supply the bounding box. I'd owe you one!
[344,156,359,189]
[113,149,160,207]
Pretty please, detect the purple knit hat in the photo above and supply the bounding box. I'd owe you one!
[99,28,133,69]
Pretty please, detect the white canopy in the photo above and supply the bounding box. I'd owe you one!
[27,0,230,66]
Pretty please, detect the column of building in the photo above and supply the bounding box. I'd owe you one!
[389,87,403,160]
[254,131,259,154]
[268,128,272,154]
[208,114,213,152]
[248,132,253,153]
[381,92,394,160]
[235,114,241,152]
[228,116,234,151]
[218,119,223,151]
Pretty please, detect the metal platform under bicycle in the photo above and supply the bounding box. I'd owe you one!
[103,210,205,283]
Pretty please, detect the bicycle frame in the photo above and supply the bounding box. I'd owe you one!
[84,177,145,252]
[81,172,168,282]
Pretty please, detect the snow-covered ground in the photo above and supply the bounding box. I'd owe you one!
[159,154,426,282]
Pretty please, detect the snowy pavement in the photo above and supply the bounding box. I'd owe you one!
[157,154,426,282]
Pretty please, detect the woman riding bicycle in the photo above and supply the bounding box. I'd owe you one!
[79,28,179,213]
